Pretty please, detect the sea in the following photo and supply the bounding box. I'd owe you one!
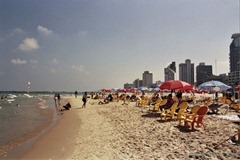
[0,91,73,159]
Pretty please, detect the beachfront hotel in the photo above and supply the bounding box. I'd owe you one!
[229,33,240,87]
[196,62,213,86]
[164,62,176,81]
[133,79,143,88]
[142,71,153,88]
[179,59,194,85]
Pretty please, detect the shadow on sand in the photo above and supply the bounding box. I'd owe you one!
[141,112,160,118]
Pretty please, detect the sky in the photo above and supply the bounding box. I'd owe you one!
[0,0,239,92]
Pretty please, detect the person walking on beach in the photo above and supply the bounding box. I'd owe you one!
[57,93,61,106]
[82,92,87,108]
[54,93,58,105]
[74,90,78,98]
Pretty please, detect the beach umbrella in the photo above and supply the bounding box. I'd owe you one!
[198,80,231,93]
[137,86,149,91]
[111,88,120,91]
[128,88,137,93]
[160,80,193,90]
[153,87,160,91]
[118,88,127,92]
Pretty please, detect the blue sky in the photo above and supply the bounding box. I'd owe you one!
[0,0,239,92]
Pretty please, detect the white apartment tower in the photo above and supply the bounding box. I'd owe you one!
[179,59,194,85]
[142,71,153,88]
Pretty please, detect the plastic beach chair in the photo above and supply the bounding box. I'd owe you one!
[184,106,209,131]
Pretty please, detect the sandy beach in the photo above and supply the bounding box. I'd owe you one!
[17,95,240,160]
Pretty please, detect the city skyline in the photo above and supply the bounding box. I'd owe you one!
[0,0,238,92]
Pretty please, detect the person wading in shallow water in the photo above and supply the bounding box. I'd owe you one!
[82,92,87,108]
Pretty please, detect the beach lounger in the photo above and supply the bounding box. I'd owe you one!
[175,102,188,125]
[228,102,240,113]
[224,99,240,113]
[149,98,162,112]
[184,105,209,131]
[178,104,200,126]
[160,102,178,121]
[138,96,148,108]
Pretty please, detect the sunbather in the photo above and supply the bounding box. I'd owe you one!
[98,98,109,105]
[59,102,71,111]
[159,94,174,111]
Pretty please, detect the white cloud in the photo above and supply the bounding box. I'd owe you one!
[52,58,59,65]
[37,25,53,35]
[71,65,89,75]
[11,58,27,65]
[18,38,39,52]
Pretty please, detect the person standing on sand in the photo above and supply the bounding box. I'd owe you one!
[74,90,78,98]
[54,93,58,105]
[82,92,87,108]
[57,93,61,106]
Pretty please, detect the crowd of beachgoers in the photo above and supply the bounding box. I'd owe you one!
[5,89,239,160]
[65,90,240,160]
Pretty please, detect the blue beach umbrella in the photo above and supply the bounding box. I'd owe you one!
[198,80,231,93]
[137,86,149,91]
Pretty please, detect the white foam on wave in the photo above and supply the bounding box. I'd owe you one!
[7,99,15,103]
[39,105,48,109]
[8,94,17,99]
[24,94,33,98]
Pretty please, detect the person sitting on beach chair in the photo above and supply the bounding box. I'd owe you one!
[159,94,174,111]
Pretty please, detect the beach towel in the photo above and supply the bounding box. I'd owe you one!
[213,115,240,122]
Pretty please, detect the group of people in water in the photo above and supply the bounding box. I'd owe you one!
[1,95,8,100]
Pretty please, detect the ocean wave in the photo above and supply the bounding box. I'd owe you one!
[23,94,33,98]
[8,94,17,99]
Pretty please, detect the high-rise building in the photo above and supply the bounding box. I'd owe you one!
[124,83,133,89]
[229,33,240,86]
[230,33,240,72]
[142,71,153,88]
[179,59,194,85]
[196,62,212,86]
[133,79,142,88]
[164,62,176,81]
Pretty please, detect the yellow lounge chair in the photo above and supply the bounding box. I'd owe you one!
[139,96,148,107]
[160,102,178,121]
[175,102,188,125]
[149,97,162,112]
[184,105,209,131]
[178,104,200,126]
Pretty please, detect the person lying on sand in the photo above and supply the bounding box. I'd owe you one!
[59,102,71,111]
[98,98,109,105]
